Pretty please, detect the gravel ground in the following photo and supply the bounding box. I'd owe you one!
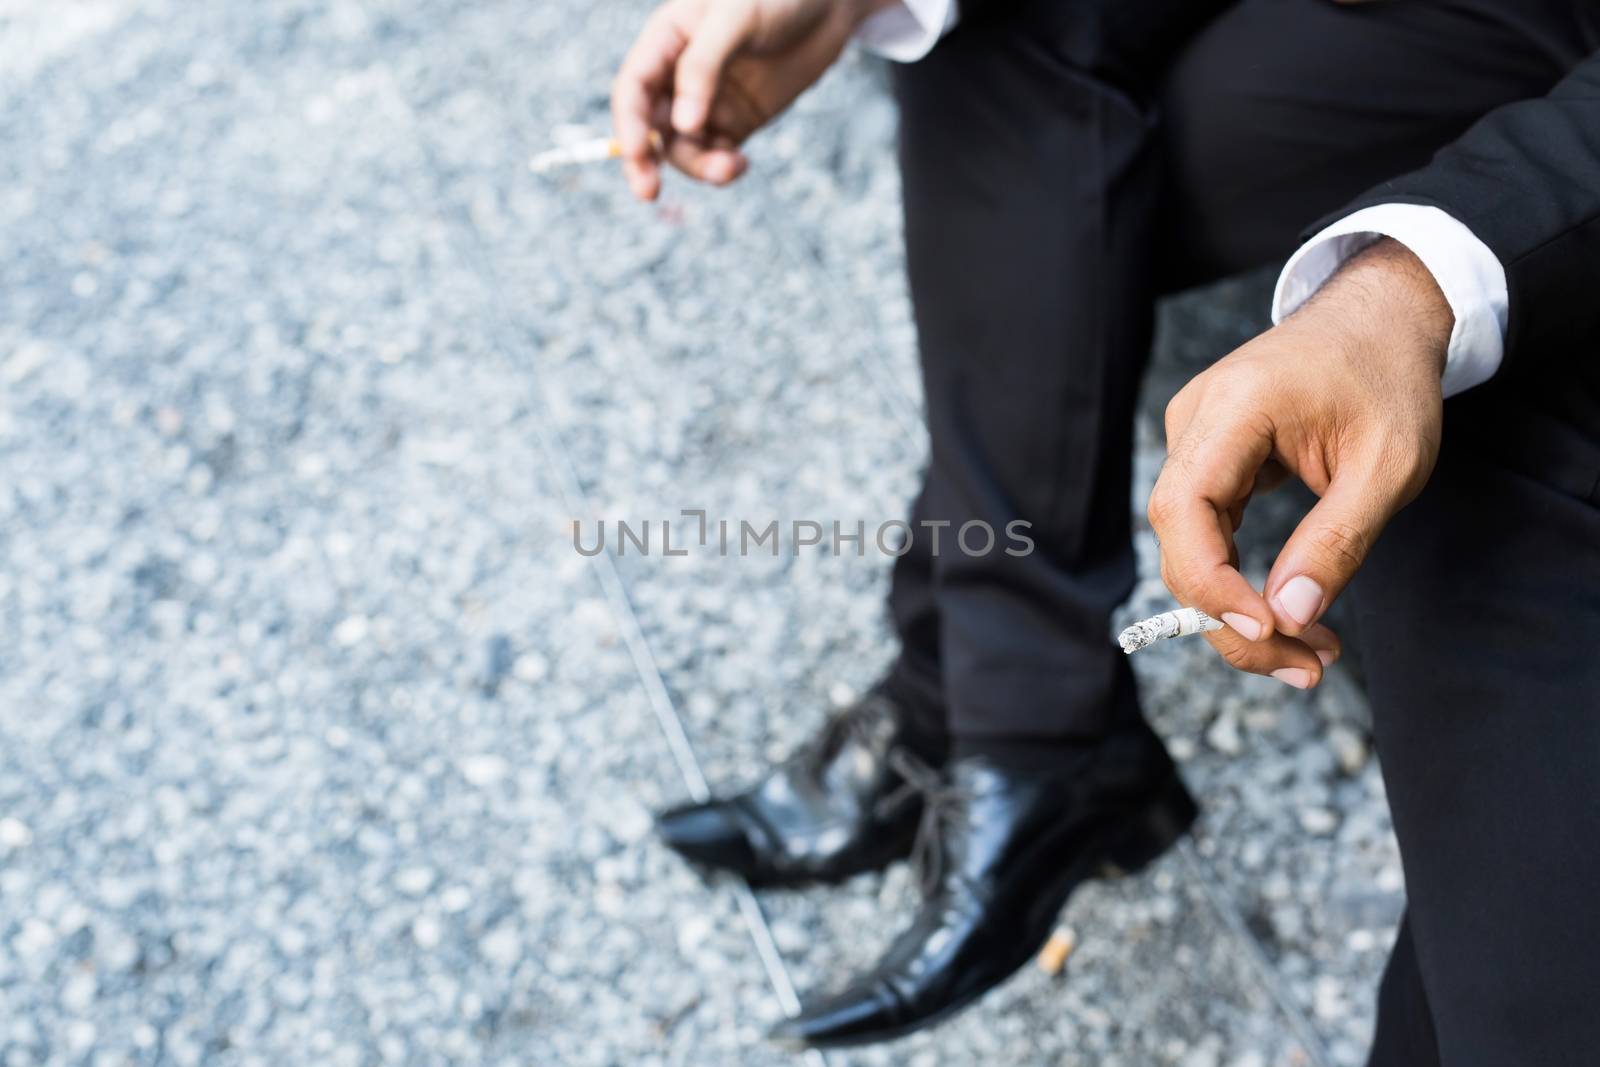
[0,2,1400,1065]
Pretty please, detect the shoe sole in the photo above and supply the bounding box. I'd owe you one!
[677,819,921,891]
[786,772,1200,1050]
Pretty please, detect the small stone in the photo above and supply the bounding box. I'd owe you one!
[1312,975,1345,1021]
[1377,863,1405,893]
[479,924,522,968]
[0,818,32,850]
[2,341,49,384]
[97,924,141,972]
[276,926,308,957]
[411,916,442,950]
[1299,807,1340,836]
[1328,724,1369,776]
[603,800,652,845]
[676,914,714,957]
[1205,709,1243,756]
[459,754,510,787]
[60,972,97,1014]
[332,614,369,647]
[66,1020,97,1055]
[512,651,549,684]
[768,919,807,955]
[13,918,56,959]
[395,867,436,896]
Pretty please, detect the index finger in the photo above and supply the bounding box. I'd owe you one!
[611,9,687,199]
[1148,423,1277,642]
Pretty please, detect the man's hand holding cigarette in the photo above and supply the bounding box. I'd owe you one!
[610,0,887,201]
[1146,238,1453,690]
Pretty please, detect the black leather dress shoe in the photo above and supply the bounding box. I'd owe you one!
[655,688,943,887]
[768,732,1197,1049]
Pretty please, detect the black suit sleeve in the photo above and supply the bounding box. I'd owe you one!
[1326,50,1600,371]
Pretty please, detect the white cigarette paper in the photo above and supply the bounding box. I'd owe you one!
[528,131,663,174]
[529,136,621,174]
[1117,607,1223,654]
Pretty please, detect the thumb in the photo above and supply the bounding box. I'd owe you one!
[672,2,751,135]
[1265,474,1392,635]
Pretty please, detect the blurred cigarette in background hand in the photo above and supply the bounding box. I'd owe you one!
[530,130,663,174]
[1117,607,1223,654]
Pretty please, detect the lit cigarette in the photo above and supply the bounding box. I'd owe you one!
[528,131,663,174]
[1117,607,1223,654]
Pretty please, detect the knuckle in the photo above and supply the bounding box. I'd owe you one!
[1390,441,1436,491]
[1219,643,1256,672]
[678,57,710,83]
[1162,397,1185,439]
[1204,361,1256,400]
[1168,559,1205,602]
[1311,521,1369,572]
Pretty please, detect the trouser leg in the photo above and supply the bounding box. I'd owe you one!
[884,480,949,738]
[1355,378,1600,1067]
[1366,915,1441,1067]
[892,0,1225,745]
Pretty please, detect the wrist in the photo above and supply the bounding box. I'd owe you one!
[1299,237,1452,381]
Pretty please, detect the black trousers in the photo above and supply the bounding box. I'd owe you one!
[880,0,1600,1061]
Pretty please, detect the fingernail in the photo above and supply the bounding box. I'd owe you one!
[1315,649,1336,667]
[1272,668,1313,689]
[1273,575,1324,627]
[1221,612,1263,641]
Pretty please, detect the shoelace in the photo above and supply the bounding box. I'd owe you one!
[875,748,970,897]
[797,694,895,774]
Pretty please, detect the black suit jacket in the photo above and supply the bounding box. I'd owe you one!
[1333,50,1600,373]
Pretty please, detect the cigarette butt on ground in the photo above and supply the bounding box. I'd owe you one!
[1037,926,1078,977]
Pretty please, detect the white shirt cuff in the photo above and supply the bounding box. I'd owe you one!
[853,0,958,62]
[1271,203,1509,398]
